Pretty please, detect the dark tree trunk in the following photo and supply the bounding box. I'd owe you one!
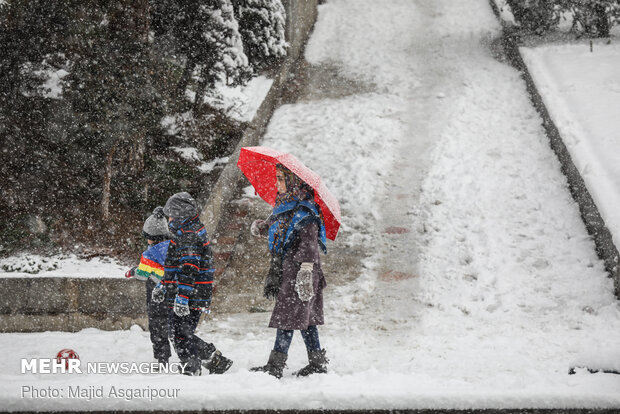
[135,0,150,42]
[193,67,209,114]
[594,3,610,37]
[109,0,150,40]
[102,141,119,222]
[176,59,196,101]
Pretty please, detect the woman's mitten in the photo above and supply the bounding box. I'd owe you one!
[295,262,315,301]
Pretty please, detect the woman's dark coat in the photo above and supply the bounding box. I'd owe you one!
[268,221,327,330]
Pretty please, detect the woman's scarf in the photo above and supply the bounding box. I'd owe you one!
[263,165,323,298]
[269,165,315,256]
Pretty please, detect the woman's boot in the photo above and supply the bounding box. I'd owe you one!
[250,350,288,379]
[294,349,328,377]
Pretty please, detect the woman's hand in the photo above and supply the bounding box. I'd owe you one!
[251,219,268,238]
[295,262,315,302]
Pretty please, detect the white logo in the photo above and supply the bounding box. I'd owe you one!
[21,358,188,375]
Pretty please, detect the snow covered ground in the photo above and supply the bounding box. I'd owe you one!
[0,254,125,279]
[2,0,620,411]
[521,42,620,249]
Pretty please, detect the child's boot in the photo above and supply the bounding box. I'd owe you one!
[182,356,202,376]
[202,350,233,374]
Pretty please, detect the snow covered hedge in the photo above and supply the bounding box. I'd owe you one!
[504,0,620,37]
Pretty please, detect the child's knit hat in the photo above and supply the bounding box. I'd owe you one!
[163,192,199,219]
[143,206,170,242]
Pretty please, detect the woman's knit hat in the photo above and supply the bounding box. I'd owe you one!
[142,206,170,241]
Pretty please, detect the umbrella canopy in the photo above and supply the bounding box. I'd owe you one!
[237,146,341,240]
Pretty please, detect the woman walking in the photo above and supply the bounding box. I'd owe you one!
[250,164,329,378]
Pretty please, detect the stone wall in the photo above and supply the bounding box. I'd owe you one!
[0,277,147,332]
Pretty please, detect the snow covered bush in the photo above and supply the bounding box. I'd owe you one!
[563,0,620,37]
[232,0,288,70]
[504,0,561,34]
[171,0,251,112]
[505,0,620,37]
[0,255,59,274]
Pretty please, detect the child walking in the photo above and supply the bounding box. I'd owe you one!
[151,191,233,376]
[250,164,329,378]
[125,206,172,367]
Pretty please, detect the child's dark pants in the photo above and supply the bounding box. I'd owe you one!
[145,279,171,362]
[169,307,216,374]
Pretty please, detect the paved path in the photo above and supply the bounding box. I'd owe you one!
[211,1,457,314]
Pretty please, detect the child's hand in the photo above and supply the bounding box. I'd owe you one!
[173,295,190,317]
[151,283,165,303]
[125,267,137,278]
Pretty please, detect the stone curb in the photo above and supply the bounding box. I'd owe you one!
[0,277,148,332]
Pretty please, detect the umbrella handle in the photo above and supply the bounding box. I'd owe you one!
[251,215,273,239]
[264,214,276,226]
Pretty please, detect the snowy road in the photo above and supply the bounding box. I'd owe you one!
[2,0,620,411]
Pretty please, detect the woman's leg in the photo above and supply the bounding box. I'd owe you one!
[300,325,321,351]
[295,325,327,376]
[274,328,294,354]
[250,329,290,378]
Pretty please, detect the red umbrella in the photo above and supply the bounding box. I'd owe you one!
[237,146,341,240]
